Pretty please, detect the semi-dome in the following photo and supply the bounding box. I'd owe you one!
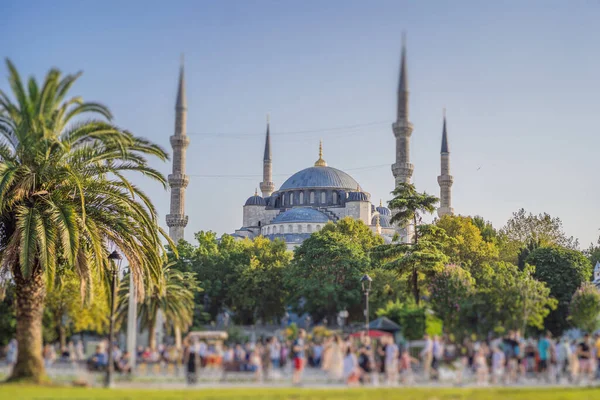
[347,191,369,202]
[371,214,392,227]
[280,166,360,191]
[271,207,330,223]
[244,193,266,206]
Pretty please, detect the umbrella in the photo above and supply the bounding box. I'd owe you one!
[350,329,392,338]
[368,317,401,333]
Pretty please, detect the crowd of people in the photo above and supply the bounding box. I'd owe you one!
[3,329,600,386]
[179,329,600,386]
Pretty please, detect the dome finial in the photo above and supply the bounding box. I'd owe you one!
[380,199,383,207]
[314,140,327,167]
[254,188,258,196]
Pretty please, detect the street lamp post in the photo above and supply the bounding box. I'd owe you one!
[361,274,372,336]
[105,250,122,388]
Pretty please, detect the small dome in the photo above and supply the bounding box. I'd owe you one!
[372,214,392,227]
[347,191,369,202]
[376,206,391,216]
[245,194,266,206]
[272,208,330,223]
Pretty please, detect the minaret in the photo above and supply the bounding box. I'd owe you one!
[391,34,414,188]
[259,115,275,197]
[437,110,454,217]
[166,56,190,243]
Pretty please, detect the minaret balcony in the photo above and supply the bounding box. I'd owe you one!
[392,121,414,137]
[168,174,189,188]
[392,162,414,177]
[166,214,189,227]
[170,135,190,148]
[437,175,454,185]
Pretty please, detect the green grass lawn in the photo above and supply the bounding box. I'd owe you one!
[0,386,600,400]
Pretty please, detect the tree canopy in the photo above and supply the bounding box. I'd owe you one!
[526,246,592,334]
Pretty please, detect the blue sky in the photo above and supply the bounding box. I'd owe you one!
[3,1,600,245]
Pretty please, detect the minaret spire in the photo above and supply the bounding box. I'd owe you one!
[166,56,190,242]
[391,32,414,188]
[259,114,275,197]
[437,110,454,217]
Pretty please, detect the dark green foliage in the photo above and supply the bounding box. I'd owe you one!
[376,300,426,340]
[526,246,592,334]
[285,220,373,322]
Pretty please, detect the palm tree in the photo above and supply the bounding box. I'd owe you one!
[372,183,446,304]
[0,60,171,382]
[118,264,199,349]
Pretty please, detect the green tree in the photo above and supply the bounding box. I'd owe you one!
[429,264,475,336]
[168,232,291,326]
[373,183,443,304]
[375,300,427,340]
[435,215,499,272]
[372,224,449,304]
[388,183,439,245]
[121,264,199,349]
[228,236,292,324]
[458,262,556,336]
[44,267,109,348]
[286,218,379,321]
[0,61,169,382]
[569,283,600,334]
[365,268,407,320]
[584,234,600,267]
[499,208,579,263]
[526,246,592,334]
[472,216,499,244]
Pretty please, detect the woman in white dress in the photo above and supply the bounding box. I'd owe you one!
[327,336,344,382]
[343,345,360,386]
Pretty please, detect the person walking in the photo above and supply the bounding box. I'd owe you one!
[292,329,307,385]
[421,334,433,380]
[538,332,551,382]
[577,334,593,382]
[343,345,360,386]
[326,335,344,382]
[183,338,200,385]
[384,336,399,385]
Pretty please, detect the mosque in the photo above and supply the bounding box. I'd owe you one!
[165,39,455,249]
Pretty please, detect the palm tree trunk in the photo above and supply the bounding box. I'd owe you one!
[9,265,46,383]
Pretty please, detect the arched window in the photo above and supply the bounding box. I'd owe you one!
[332,191,338,204]
[321,191,326,204]
[316,225,321,231]
[289,192,293,205]
[258,221,261,227]
[288,225,293,233]
[299,192,304,204]
[307,224,312,233]
[298,225,303,233]
[310,192,315,204]
[279,225,284,234]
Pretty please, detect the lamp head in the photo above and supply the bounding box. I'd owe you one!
[361,274,372,291]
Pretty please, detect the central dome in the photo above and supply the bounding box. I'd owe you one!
[279,166,360,191]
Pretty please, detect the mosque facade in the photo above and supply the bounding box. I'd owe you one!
[167,39,455,249]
